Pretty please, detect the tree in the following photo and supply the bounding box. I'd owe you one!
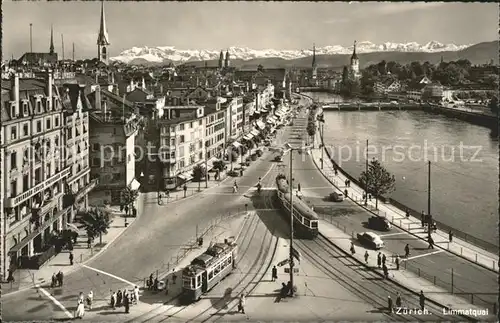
[306,122,316,144]
[488,96,498,114]
[358,158,396,210]
[192,164,206,182]
[121,187,139,215]
[341,66,349,84]
[213,160,225,172]
[78,207,111,245]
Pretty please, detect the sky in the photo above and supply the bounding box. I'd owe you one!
[3,1,498,60]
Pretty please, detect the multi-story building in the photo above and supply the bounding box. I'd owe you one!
[204,106,226,163]
[0,72,92,277]
[374,79,402,95]
[87,91,141,204]
[155,107,206,189]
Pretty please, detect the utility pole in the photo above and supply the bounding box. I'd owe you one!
[205,145,208,189]
[365,139,369,206]
[427,160,432,240]
[320,122,324,169]
[29,23,33,53]
[72,42,75,61]
[61,34,65,61]
[289,149,295,296]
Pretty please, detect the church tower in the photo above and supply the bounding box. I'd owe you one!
[311,43,318,85]
[218,51,224,69]
[49,25,55,54]
[350,40,360,79]
[225,50,230,68]
[97,1,110,64]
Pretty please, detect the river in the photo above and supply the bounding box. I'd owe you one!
[303,92,499,246]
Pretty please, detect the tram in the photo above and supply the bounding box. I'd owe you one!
[181,239,238,303]
[276,175,319,239]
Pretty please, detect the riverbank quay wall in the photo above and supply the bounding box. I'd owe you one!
[421,104,498,131]
[296,92,499,255]
[316,126,499,256]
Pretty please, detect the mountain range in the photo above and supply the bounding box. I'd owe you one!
[110,41,498,69]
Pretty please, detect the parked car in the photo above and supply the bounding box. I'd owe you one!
[329,192,344,202]
[274,155,283,162]
[367,216,392,231]
[256,149,263,157]
[227,170,238,177]
[357,232,384,249]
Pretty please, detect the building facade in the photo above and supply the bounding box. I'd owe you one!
[0,72,92,277]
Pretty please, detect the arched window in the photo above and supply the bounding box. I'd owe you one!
[102,47,107,59]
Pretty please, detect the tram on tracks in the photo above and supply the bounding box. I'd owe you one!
[181,239,238,303]
[276,174,319,239]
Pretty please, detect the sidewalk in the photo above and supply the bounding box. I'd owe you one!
[318,220,497,320]
[1,174,237,297]
[311,132,499,273]
[1,194,143,296]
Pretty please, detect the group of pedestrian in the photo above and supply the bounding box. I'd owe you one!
[74,290,93,319]
[377,252,389,279]
[344,179,351,187]
[387,291,425,313]
[271,265,295,303]
[50,271,64,288]
[109,286,139,313]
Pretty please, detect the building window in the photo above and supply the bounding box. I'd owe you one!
[179,124,184,131]
[10,151,17,170]
[127,154,131,163]
[10,180,17,197]
[93,143,100,151]
[170,138,176,146]
[199,152,203,160]
[23,149,29,165]
[55,116,59,127]
[37,101,42,113]
[46,118,51,130]
[22,123,29,137]
[10,126,17,140]
[36,120,42,133]
[190,122,193,128]
[67,129,73,139]
[92,158,101,167]
[83,124,87,133]
[55,136,59,147]
[112,173,121,181]
[180,135,185,143]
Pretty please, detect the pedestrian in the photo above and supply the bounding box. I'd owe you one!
[344,179,348,186]
[132,207,137,217]
[134,285,140,303]
[7,269,15,283]
[387,295,393,313]
[75,298,85,319]
[123,292,130,313]
[334,169,338,176]
[368,194,372,200]
[87,238,91,249]
[428,236,434,249]
[148,273,154,290]
[207,173,211,181]
[172,269,177,284]
[154,277,159,291]
[395,255,400,270]
[69,252,74,265]
[395,292,402,309]
[238,294,246,314]
[383,264,388,279]
[117,290,123,307]
[87,291,93,310]
[350,242,356,255]
[110,290,116,309]
[78,292,84,304]
[344,189,348,198]
[165,279,169,295]
[364,251,369,264]
[449,230,453,243]
[404,244,410,258]
[405,209,410,218]
[124,205,129,216]
[382,253,386,266]
[419,290,425,310]
[421,211,425,227]
[272,265,278,282]
[51,273,57,288]
[377,252,382,268]
[297,183,301,192]
[58,271,64,287]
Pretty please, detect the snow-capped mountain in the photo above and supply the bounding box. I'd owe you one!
[110,41,472,64]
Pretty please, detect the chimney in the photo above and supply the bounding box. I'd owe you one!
[47,71,53,110]
[11,73,20,115]
[95,86,101,111]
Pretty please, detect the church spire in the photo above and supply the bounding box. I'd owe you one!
[225,49,230,68]
[49,25,55,54]
[312,43,317,68]
[351,40,358,60]
[97,1,110,46]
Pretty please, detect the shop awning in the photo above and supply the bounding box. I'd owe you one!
[267,116,278,124]
[243,133,254,141]
[232,141,242,148]
[129,179,141,191]
[178,172,193,182]
[256,120,266,130]
[251,129,260,137]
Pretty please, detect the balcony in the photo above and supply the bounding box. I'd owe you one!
[74,178,98,202]
[32,192,63,217]
[4,167,71,208]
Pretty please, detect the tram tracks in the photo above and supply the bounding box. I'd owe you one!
[295,235,471,322]
[127,211,262,323]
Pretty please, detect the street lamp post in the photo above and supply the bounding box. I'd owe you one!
[365,139,368,206]
[427,160,432,240]
[205,145,208,189]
